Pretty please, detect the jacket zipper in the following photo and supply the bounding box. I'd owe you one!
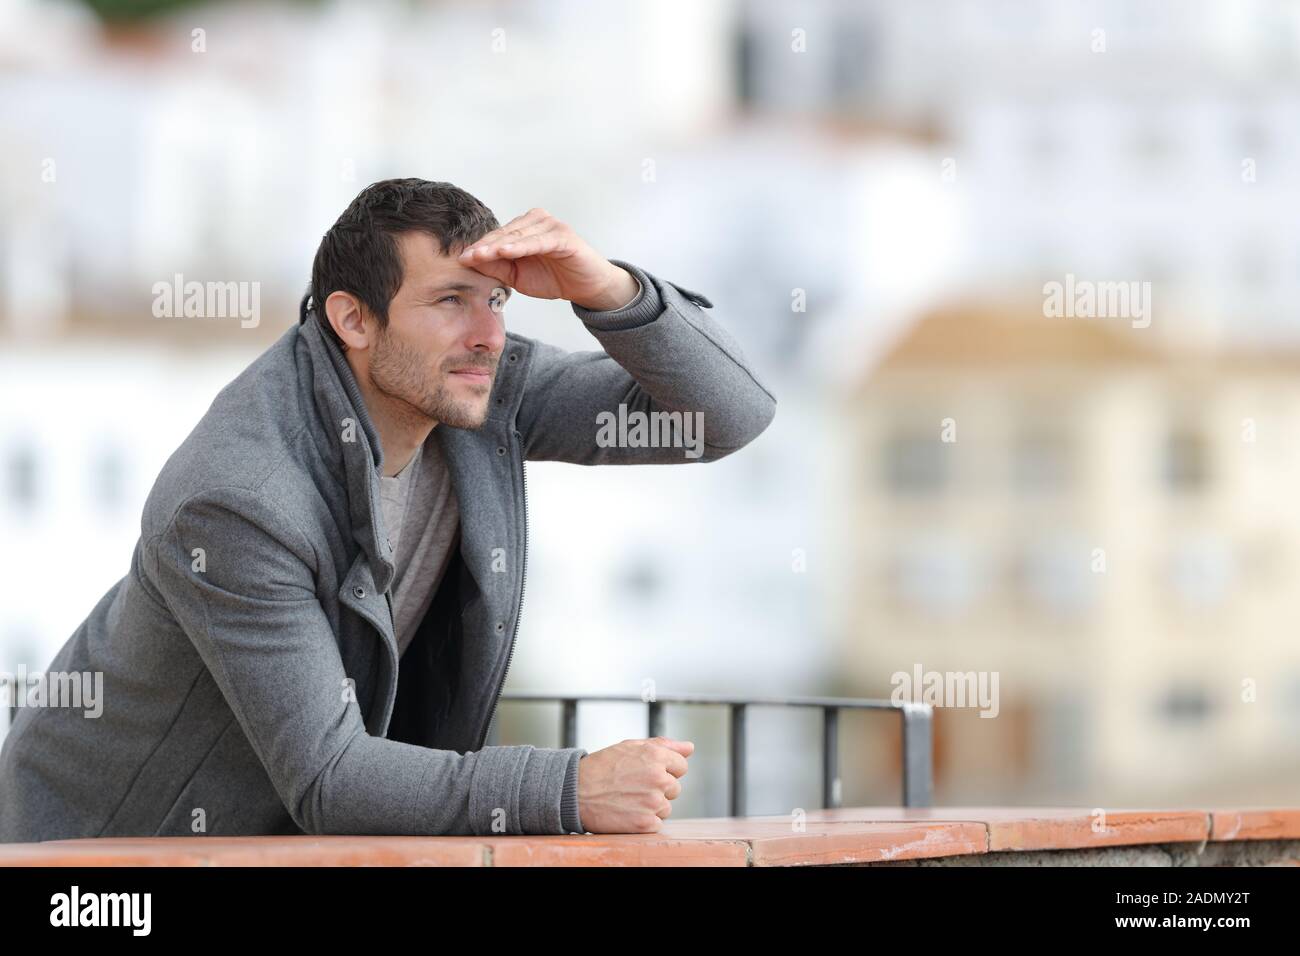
[477,428,527,750]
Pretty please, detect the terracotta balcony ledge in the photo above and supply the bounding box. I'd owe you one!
[1,806,1298,867]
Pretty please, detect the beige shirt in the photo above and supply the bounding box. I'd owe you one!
[377,435,461,659]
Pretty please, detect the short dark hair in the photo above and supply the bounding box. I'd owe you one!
[309,178,499,350]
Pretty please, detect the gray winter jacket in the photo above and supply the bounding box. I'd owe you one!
[0,258,776,841]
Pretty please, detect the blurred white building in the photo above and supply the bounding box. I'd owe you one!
[0,343,250,667]
[739,0,1300,350]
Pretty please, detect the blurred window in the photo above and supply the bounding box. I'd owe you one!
[733,25,757,108]
[1012,427,1075,494]
[617,552,662,604]
[1130,123,1176,167]
[1163,427,1210,491]
[92,445,127,513]
[4,443,38,512]
[1011,535,1097,618]
[892,536,976,616]
[882,428,949,494]
[1166,535,1234,610]
[1159,684,1213,724]
[829,18,877,108]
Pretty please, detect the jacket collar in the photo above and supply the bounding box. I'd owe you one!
[297,294,397,593]
[294,292,536,600]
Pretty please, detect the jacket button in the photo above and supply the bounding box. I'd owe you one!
[495,621,505,633]
[497,446,506,456]
[507,353,518,363]
[353,585,366,599]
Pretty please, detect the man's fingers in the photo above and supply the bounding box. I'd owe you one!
[653,737,695,757]
[467,219,549,255]
[649,738,692,778]
[465,209,540,248]
[661,750,690,778]
[459,208,552,259]
[464,228,568,263]
[475,217,564,258]
[494,219,555,246]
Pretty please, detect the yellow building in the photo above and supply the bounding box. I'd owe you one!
[843,300,1300,805]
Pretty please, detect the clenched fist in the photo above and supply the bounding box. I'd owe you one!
[575,737,694,833]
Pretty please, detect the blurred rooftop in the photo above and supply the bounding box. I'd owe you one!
[866,298,1300,377]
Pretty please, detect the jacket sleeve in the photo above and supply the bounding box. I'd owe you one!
[515,258,777,464]
[152,484,587,836]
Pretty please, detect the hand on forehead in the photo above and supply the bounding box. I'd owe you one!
[400,232,511,299]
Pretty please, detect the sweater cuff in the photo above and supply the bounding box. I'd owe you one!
[560,750,587,834]
[473,744,589,835]
[571,259,663,331]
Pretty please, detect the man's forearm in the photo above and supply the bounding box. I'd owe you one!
[574,259,777,451]
[516,258,777,464]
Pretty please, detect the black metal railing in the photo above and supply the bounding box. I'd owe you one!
[488,691,934,811]
[0,679,934,811]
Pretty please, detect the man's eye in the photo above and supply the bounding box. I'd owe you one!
[437,295,461,305]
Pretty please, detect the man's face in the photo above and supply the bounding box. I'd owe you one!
[368,231,510,429]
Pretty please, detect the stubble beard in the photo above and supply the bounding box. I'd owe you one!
[370,323,494,429]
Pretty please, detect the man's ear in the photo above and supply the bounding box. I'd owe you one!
[324,291,372,350]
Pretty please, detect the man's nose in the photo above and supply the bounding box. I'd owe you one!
[466,298,507,354]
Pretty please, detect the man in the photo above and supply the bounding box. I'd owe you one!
[0,178,776,841]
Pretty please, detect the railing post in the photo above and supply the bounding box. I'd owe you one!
[822,706,840,809]
[561,698,578,748]
[901,702,933,807]
[729,703,746,817]
[646,699,664,739]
